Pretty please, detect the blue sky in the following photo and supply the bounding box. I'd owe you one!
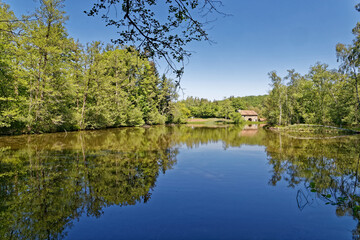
[6,0,359,100]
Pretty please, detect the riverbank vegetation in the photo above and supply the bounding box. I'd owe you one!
[264,7,360,128]
[264,65,359,128]
[0,0,184,135]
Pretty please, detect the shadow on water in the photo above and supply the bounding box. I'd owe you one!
[0,125,360,239]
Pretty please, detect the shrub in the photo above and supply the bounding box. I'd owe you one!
[147,109,166,125]
[127,107,145,126]
[230,112,245,124]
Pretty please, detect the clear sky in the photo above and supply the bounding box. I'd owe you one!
[6,0,359,100]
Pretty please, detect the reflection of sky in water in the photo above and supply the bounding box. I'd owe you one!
[67,139,357,240]
[179,141,266,153]
[1,126,359,240]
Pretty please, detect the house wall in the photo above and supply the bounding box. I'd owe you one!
[242,116,258,122]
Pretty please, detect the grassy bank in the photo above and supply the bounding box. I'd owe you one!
[186,118,265,126]
[186,118,232,125]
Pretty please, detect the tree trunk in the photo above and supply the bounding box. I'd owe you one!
[279,102,282,125]
[80,78,90,130]
[35,58,42,121]
[355,75,360,110]
[279,90,282,125]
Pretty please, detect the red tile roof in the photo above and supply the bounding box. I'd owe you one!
[239,110,258,116]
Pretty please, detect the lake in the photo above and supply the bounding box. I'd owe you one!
[1,125,360,240]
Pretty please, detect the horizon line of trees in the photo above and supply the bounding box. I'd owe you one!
[264,6,360,127]
[264,63,359,127]
[178,95,267,120]
[0,0,190,135]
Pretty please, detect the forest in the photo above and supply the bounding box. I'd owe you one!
[0,0,268,135]
[178,95,266,120]
[264,19,360,127]
[0,0,185,135]
[3,0,359,136]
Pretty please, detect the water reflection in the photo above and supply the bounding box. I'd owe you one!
[0,127,178,239]
[265,132,360,239]
[0,125,360,239]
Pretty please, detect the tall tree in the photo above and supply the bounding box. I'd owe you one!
[20,0,76,132]
[0,1,182,135]
[336,22,360,123]
[306,63,334,125]
[284,69,302,124]
[216,99,234,119]
[265,71,284,125]
[0,2,22,131]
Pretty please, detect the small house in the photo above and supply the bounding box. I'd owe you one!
[238,110,258,122]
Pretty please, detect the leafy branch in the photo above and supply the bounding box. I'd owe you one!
[85,0,226,83]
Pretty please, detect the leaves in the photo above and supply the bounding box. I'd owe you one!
[264,64,356,127]
[0,1,178,134]
[85,0,224,78]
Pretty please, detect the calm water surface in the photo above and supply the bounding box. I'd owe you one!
[1,125,360,239]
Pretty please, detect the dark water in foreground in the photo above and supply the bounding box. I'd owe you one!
[1,125,360,240]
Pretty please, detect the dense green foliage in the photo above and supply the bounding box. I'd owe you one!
[0,0,182,134]
[179,95,266,120]
[264,65,358,126]
[265,7,360,127]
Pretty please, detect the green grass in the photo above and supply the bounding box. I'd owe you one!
[186,118,232,125]
[186,118,266,126]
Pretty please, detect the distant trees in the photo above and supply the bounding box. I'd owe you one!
[179,95,266,120]
[0,0,178,134]
[336,22,360,122]
[266,71,284,125]
[264,64,356,126]
[264,4,360,127]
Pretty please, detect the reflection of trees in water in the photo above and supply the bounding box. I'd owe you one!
[0,125,266,239]
[175,125,266,149]
[0,127,178,240]
[2,125,359,239]
[0,148,178,239]
[265,132,360,239]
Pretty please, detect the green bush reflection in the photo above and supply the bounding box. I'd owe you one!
[1,125,360,239]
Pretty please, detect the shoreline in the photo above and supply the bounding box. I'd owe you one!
[266,124,360,139]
